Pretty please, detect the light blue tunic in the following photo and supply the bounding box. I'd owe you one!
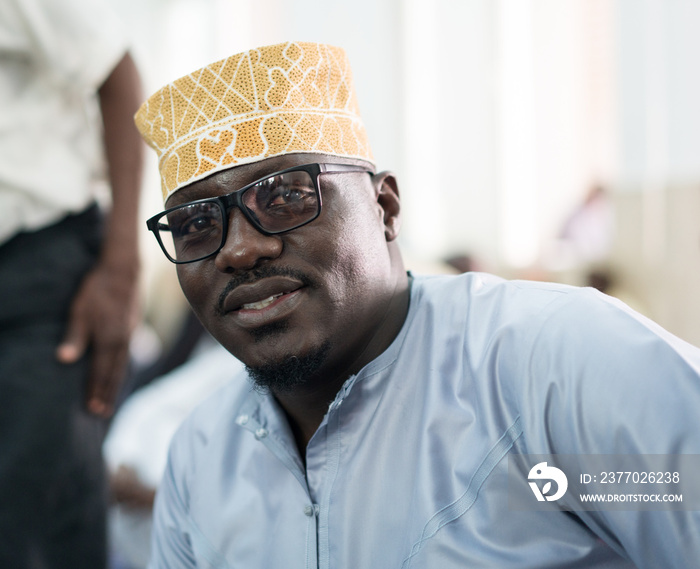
[150,273,700,568]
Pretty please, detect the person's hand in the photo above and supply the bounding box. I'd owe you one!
[56,260,139,417]
[55,52,143,418]
[110,465,157,510]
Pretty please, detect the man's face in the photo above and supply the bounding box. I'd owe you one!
[170,153,402,390]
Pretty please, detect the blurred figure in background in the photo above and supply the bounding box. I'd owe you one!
[551,183,615,271]
[0,0,143,566]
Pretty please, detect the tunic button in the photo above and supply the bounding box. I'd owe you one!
[304,505,314,517]
[254,428,268,440]
[236,414,249,425]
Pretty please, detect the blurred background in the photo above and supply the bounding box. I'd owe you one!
[114,0,700,348]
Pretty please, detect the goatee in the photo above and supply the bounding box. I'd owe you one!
[245,341,331,393]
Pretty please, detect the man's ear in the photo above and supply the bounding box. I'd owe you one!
[371,171,401,242]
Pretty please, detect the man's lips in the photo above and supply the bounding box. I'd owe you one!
[239,292,287,311]
[221,276,306,314]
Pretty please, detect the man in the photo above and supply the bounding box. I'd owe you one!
[0,0,142,566]
[136,42,700,568]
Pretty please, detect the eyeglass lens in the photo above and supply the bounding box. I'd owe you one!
[156,169,319,262]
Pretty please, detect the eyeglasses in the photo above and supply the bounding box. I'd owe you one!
[146,163,371,264]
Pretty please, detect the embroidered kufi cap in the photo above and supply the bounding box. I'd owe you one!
[135,41,374,203]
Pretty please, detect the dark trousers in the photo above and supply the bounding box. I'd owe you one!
[0,206,108,569]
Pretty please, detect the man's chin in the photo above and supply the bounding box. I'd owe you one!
[245,340,331,394]
[250,320,289,343]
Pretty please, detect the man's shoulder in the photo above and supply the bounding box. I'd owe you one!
[413,270,581,296]
[411,271,591,324]
[406,272,653,369]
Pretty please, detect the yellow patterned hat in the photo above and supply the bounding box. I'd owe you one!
[135,41,374,202]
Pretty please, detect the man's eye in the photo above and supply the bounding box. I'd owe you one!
[182,215,216,233]
[169,206,221,237]
[268,186,311,206]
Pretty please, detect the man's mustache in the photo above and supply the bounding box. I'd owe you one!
[216,266,314,316]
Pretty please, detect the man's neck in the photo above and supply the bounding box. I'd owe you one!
[273,269,411,457]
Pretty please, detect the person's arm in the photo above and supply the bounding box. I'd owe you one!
[56,52,144,417]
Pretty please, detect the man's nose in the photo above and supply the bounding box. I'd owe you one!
[213,208,283,272]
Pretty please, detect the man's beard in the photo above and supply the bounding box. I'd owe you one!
[245,340,331,393]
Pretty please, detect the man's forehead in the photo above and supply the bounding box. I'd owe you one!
[225,153,374,184]
[166,153,374,207]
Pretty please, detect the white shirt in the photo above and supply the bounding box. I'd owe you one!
[0,0,128,243]
[149,273,700,568]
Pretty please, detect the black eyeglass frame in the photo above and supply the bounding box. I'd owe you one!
[146,162,372,264]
